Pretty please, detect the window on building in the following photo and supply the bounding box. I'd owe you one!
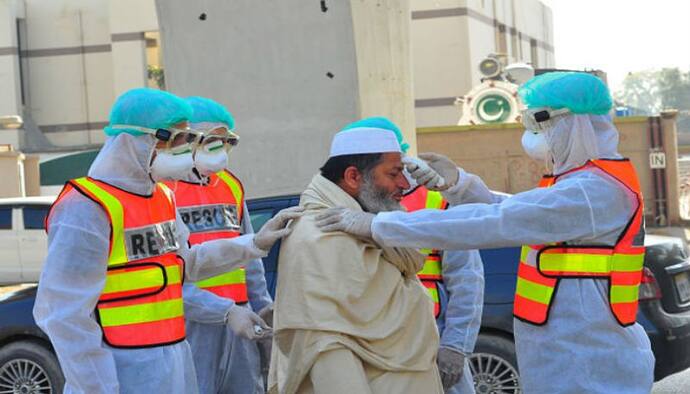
[495,23,508,55]
[510,29,519,60]
[530,39,539,66]
[145,31,165,90]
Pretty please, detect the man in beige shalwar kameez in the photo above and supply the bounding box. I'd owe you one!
[268,125,443,394]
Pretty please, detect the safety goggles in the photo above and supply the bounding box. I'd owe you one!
[108,124,204,153]
[197,130,240,153]
[520,107,571,132]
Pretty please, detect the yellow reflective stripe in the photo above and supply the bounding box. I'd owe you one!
[418,259,442,276]
[419,247,433,255]
[426,285,439,302]
[520,246,531,262]
[515,277,553,304]
[611,254,644,272]
[73,178,127,265]
[540,252,643,274]
[102,265,182,295]
[425,190,445,210]
[540,253,611,274]
[610,285,640,303]
[196,268,246,288]
[216,171,244,216]
[99,298,184,327]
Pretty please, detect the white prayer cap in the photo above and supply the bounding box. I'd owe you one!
[329,127,402,158]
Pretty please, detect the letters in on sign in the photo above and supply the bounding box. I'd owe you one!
[178,204,240,234]
[125,220,179,261]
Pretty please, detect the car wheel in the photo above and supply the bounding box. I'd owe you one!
[0,340,64,393]
[469,333,521,394]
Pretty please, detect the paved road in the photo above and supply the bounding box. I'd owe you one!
[653,368,690,393]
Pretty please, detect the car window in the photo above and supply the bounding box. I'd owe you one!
[249,209,275,231]
[23,206,49,230]
[0,207,10,230]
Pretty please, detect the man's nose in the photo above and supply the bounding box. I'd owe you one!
[399,175,411,190]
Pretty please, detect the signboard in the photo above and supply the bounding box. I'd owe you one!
[649,151,667,169]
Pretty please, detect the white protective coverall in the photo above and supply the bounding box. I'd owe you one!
[33,133,268,394]
[183,197,272,394]
[439,250,484,394]
[371,115,655,393]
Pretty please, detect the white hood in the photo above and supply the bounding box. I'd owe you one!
[545,114,621,175]
[88,133,157,195]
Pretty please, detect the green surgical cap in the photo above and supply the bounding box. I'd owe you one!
[104,88,192,137]
[518,72,613,115]
[186,96,235,131]
[342,116,410,153]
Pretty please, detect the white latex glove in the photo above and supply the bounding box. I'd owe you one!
[315,207,374,239]
[225,305,272,340]
[437,346,466,391]
[417,152,460,191]
[253,206,304,251]
[402,156,446,190]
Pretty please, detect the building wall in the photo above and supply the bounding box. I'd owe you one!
[411,0,555,127]
[417,115,683,226]
[157,0,417,198]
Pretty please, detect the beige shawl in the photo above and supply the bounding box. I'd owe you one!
[268,175,440,394]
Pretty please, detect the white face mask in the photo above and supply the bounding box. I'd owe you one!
[521,130,550,161]
[150,151,195,182]
[194,149,228,177]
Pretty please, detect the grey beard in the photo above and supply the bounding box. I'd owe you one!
[356,173,403,214]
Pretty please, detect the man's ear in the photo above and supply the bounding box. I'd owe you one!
[341,166,363,193]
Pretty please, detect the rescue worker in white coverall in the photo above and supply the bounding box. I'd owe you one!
[164,96,273,393]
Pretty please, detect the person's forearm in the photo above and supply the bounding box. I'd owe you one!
[439,251,485,353]
[245,257,272,311]
[183,283,234,324]
[183,234,267,282]
[442,168,507,206]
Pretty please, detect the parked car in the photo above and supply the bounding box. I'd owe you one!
[0,197,53,284]
[2,194,690,393]
[0,285,63,393]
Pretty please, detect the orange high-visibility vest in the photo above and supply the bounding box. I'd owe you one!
[513,159,645,327]
[164,170,248,304]
[48,177,186,348]
[401,186,448,318]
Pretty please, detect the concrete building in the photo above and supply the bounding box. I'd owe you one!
[0,0,163,151]
[0,0,161,192]
[411,0,555,127]
[0,0,554,195]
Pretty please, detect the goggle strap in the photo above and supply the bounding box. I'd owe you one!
[108,124,157,135]
[108,124,179,142]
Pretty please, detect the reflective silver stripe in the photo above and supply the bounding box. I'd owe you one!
[178,204,240,233]
[124,220,179,261]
